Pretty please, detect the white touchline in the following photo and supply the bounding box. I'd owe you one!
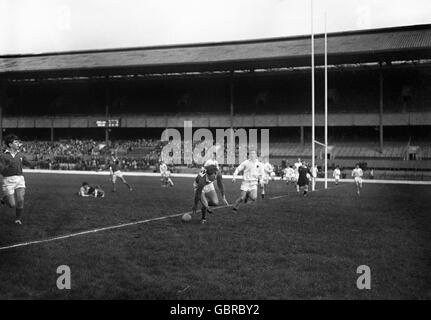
[0,181,396,251]
[0,204,226,251]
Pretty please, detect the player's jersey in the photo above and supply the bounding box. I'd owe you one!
[294,162,302,172]
[0,150,33,177]
[79,186,89,196]
[194,172,213,190]
[262,162,274,177]
[234,159,263,182]
[333,168,341,178]
[297,166,311,186]
[284,167,295,178]
[110,161,120,172]
[160,163,168,174]
[352,168,363,178]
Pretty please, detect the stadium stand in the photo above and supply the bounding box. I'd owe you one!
[1,24,431,179]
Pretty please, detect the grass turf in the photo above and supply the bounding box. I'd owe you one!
[0,172,430,299]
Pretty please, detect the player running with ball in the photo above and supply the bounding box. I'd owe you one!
[192,165,222,224]
[232,150,263,211]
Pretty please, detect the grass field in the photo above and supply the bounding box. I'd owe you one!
[0,172,430,299]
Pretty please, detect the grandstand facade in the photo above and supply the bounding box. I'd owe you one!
[1,23,431,170]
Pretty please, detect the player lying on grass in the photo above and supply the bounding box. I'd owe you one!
[192,165,222,224]
[78,182,105,198]
[159,160,174,187]
[232,150,263,211]
[0,134,50,225]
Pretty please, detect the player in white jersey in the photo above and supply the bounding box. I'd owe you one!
[159,160,174,187]
[352,164,364,195]
[311,165,318,190]
[259,156,274,199]
[283,166,296,183]
[232,150,263,211]
[333,166,341,185]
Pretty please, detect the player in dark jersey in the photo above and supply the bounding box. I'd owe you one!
[0,134,48,225]
[297,162,311,197]
[106,157,132,192]
[192,165,220,224]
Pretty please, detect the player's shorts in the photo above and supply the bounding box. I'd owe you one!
[202,182,215,193]
[240,180,258,192]
[112,170,124,183]
[2,175,26,195]
[193,181,215,193]
[354,177,363,184]
[334,175,340,180]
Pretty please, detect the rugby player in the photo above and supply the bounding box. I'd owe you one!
[297,162,311,197]
[78,182,105,198]
[0,134,48,225]
[192,165,220,224]
[333,166,341,185]
[352,164,364,195]
[232,150,263,211]
[283,165,296,186]
[159,160,174,187]
[108,157,133,192]
[260,156,274,199]
[202,152,228,206]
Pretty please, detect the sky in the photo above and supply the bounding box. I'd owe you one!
[1,0,431,55]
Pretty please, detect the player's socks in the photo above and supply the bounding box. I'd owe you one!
[201,207,207,220]
[15,207,23,221]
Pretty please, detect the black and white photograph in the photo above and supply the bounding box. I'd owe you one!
[0,0,431,306]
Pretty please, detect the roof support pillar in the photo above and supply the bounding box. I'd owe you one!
[379,63,384,152]
[105,83,110,146]
[0,85,6,147]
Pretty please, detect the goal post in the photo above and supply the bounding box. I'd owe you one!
[311,1,328,190]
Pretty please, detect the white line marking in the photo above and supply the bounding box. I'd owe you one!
[0,204,229,251]
[0,183,348,251]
